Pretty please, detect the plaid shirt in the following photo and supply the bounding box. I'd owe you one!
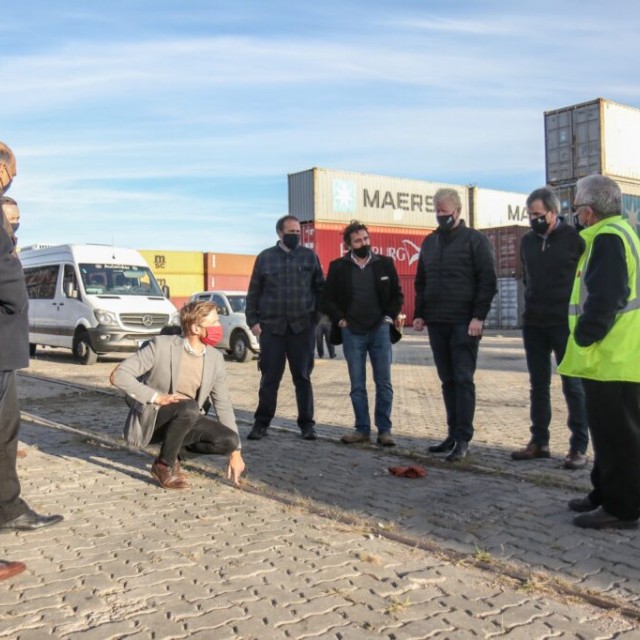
[246,242,324,335]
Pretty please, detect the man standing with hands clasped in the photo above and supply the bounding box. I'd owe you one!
[413,188,497,462]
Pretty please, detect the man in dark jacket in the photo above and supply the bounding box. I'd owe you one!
[511,187,588,468]
[323,221,403,446]
[413,188,497,461]
[245,215,325,441]
[0,141,62,534]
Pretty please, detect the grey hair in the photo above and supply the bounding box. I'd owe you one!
[0,142,16,172]
[526,187,560,215]
[434,188,462,213]
[576,175,621,219]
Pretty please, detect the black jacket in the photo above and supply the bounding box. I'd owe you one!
[520,221,585,327]
[414,222,497,323]
[322,253,403,334]
[0,225,29,371]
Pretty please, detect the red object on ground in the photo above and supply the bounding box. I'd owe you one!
[0,561,26,581]
[388,465,427,478]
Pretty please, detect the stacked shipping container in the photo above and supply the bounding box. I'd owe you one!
[290,167,528,323]
[545,98,640,237]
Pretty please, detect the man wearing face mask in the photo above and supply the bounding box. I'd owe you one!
[111,301,245,490]
[511,187,588,468]
[322,220,403,446]
[1,197,19,253]
[413,188,497,462]
[245,215,325,441]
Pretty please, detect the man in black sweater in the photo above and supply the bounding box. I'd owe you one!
[512,188,588,468]
[413,188,497,462]
[323,221,403,447]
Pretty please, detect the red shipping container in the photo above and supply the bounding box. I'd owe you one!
[301,221,432,277]
[479,225,529,278]
[205,274,251,291]
[170,296,191,310]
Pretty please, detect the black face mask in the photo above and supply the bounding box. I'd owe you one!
[573,214,585,232]
[282,233,299,250]
[530,215,550,235]
[436,215,455,231]
[352,245,370,259]
[10,222,19,232]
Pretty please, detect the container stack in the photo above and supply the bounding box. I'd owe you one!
[204,253,255,293]
[545,98,640,237]
[138,250,206,310]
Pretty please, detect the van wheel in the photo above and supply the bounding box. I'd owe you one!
[73,330,98,365]
[231,332,253,363]
[29,343,37,357]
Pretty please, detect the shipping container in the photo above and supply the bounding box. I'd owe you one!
[152,273,206,298]
[550,178,640,237]
[301,221,432,277]
[205,274,251,291]
[470,187,529,228]
[484,277,524,330]
[138,250,205,275]
[289,167,468,229]
[170,296,191,311]
[545,98,640,184]
[205,253,256,275]
[398,275,416,325]
[480,225,529,278]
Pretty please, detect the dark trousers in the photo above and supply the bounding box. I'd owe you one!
[254,324,315,431]
[0,371,29,524]
[316,323,335,358]
[151,400,240,465]
[427,322,480,443]
[522,324,589,453]
[583,379,640,521]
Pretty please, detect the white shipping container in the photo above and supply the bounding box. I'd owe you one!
[471,187,529,228]
[288,167,468,229]
[545,98,640,184]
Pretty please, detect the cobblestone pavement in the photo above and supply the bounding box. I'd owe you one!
[3,331,639,638]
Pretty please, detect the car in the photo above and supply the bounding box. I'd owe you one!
[189,290,259,363]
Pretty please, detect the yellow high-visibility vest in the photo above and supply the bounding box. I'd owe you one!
[558,215,640,382]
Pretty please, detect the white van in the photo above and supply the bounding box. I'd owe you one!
[19,244,179,364]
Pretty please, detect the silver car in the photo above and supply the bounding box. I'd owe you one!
[190,290,259,363]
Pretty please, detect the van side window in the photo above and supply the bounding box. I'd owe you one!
[63,265,79,299]
[23,265,59,300]
[212,294,228,316]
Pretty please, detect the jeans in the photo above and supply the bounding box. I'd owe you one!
[427,322,479,443]
[341,323,393,435]
[254,324,316,431]
[522,324,589,453]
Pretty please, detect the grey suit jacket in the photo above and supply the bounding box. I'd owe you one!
[112,335,240,448]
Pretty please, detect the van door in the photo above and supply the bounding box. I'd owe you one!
[57,264,88,349]
[23,264,66,347]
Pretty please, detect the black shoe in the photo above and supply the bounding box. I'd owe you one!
[446,441,469,462]
[247,425,268,440]
[0,509,63,532]
[301,426,318,441]
[568,496,597,513]
[429,436,455,454]
[573,506,639,530]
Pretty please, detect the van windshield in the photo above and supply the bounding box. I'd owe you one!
[79,263,163,296]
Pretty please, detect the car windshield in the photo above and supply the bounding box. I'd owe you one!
[79,263,164,296]
[226,295,247,313]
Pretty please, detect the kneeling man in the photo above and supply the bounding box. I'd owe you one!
[112,301,245,489]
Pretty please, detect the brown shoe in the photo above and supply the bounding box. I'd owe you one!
[0,561,26,581]
[376,433,396,447]
[173,461,188,481]
[341,432,370,444]
[511,442,550,461]
[150,460,189,490]
[564,450,587,470]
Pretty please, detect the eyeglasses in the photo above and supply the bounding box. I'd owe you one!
[571,203,590,213]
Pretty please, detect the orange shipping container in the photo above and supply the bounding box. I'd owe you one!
[139,250,205,275]
[205,274,251,291]
[205,253,256,275]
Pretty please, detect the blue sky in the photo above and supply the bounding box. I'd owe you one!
[2,1,639,254]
